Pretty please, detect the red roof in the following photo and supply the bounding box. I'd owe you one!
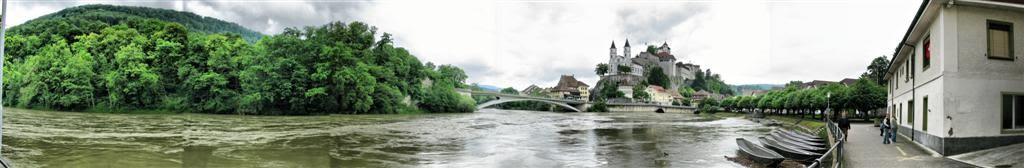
[656,52,676,61]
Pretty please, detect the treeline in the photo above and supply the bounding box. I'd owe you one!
[9,4,263,42]
[689,68,733,95]
[718,78,886,118]
[5,15,473,114]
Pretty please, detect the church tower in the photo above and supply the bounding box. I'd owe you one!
[609,41,617,57]
[624,39,631,57]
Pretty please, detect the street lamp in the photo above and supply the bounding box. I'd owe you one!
[826,92,831,121]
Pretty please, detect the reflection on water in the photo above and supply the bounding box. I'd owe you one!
[1,108,773,167]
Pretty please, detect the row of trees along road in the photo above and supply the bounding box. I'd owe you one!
[4,17,475,114]
[718,56,890,119]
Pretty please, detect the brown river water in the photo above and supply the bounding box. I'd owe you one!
[0,108,775,168]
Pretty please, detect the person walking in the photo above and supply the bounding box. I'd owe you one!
[839,111,851,142]
[890,116,898,143]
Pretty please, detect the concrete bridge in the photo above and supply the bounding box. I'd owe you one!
[463,90,587,112]
[459,90,696,113]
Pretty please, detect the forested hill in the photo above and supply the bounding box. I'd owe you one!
[3,5,476,115]
[9,4,263,42]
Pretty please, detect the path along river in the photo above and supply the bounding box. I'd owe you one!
[0,108,776,168]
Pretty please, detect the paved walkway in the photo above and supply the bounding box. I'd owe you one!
[843,123,976,168]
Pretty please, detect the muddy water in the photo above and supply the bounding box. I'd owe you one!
[0,108,774,168]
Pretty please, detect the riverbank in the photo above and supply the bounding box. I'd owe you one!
[699,111,745,120]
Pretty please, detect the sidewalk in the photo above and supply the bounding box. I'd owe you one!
[843,123,976,168]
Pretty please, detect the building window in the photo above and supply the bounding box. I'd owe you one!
[899,103,904,124]
[1002,94,1024,131]
[905,59,911,82]
[923,36,931,70]
[988,20,1013,60]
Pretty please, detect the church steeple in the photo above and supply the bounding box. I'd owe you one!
[624,39,631,57]
[609,41,617,56]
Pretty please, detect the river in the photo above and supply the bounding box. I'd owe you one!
[0,108,776,168]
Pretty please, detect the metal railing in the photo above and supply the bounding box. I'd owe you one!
[808,119,845,168]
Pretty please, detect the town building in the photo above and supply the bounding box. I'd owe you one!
[693,90,725,103]
[647,85,674,105]
[549,75,590,101]
[885,0,1024,156]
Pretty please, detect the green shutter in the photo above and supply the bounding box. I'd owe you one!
[923,97,928,131]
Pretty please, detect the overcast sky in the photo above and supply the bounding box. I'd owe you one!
[3,0,921,90]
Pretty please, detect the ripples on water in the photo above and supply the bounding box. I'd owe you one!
[1,108,775,168]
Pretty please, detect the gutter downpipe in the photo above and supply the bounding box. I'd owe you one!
[903,42,916,143]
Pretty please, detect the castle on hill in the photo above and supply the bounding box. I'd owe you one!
[606,39,700,89]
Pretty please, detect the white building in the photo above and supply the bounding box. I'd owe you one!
[608,40,645,76]
[885,0,1024,156]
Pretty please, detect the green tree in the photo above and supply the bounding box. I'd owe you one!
[862,55,891,85]
[632,85,650,101]
[16,39,96,110]
[849,78,886,116]
[646,66,670,88]
[104,43,162,108]
[595,63,608,76]
[500,87,519,95]
[617,65,632,74]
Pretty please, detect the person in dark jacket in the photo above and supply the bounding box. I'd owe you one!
[838,111,851,142]
[882,113,892,144]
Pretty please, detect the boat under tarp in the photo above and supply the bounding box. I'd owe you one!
[768,134,827,153]
[778,129,825,143]
[771,131,827,148]
[736,138,785,167]
[759,137,822,162]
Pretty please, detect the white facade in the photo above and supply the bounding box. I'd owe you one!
[608,40,644,76]
[885,0,1024,155]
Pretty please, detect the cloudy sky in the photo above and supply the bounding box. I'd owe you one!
[3,0,921,90]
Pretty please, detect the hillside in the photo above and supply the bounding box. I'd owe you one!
[9,4,262,42]
[2,5,475,115]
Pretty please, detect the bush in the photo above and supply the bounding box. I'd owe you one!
[417,85,475,113]
[587,101,609,112]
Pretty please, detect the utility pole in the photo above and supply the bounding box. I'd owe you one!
[0,0,8,154]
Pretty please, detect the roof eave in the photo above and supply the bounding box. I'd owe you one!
[886,0,934,80]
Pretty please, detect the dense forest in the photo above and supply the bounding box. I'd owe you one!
[9,4,263,42]
[3,5,475,115]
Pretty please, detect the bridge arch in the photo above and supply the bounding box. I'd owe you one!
[476,98,581,112]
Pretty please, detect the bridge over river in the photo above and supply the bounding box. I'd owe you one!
[459,89,696,113]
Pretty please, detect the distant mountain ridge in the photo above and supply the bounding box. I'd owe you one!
[9,4,263,42]
[732,84,782,95]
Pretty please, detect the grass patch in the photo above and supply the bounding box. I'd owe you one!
[766,115,825,131]
[700,111,745,120]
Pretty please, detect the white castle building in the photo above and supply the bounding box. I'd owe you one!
[607,39,700,89]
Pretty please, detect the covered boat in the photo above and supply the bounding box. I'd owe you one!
[771,131,827,148]
[736,138,785,167]
[778,129,825,143]
[758,137,822,162]
[767,134,827,153]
